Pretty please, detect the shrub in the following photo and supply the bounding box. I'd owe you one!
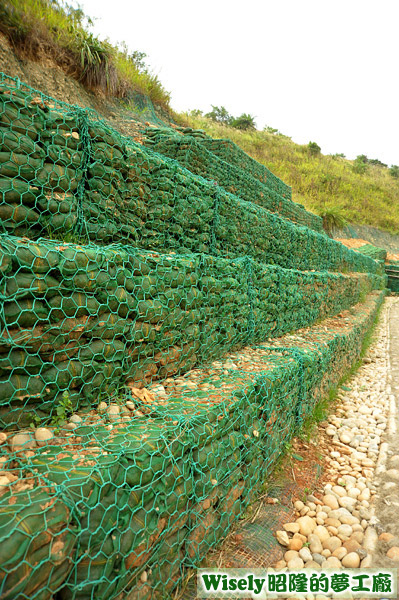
[231,113,256,130]
[353,155,368,174]
[204,106,233,125]
[319,206,348,236]
[308,141,321,156]
[390,165,399,179]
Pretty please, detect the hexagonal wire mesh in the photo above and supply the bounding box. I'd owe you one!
[0,72,387,599]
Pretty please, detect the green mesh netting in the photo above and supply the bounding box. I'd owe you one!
[0,71,388,600]
[144,127,323,232]
[356,243,387,261]
[0,234,386,428]
[0,73,383,275]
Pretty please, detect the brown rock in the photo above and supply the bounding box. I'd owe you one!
[323,536,342,553]
[379,532,395,542]
[284,550,299,562]
[323,494,339,510]
[387,547,399,561]
[308,534,323,554]
[296,516,316,536]
[293,533,307,543]
[288,538,303,551]
[322,556,342,569]
[332,547,347,560]
[342,552,360,568]
[287,557,304,569]
[276,530,289,546]
[283,522,300,534]
[343,538,361,553]
[314,525,330,543]
[10,432,37,452]
[325,517,341,528]
[305,560,322,569]
[352,531,365,544]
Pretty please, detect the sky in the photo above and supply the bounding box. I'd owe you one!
[77,0,399,166]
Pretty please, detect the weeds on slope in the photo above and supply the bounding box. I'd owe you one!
[176,113,399,234]
[0,0,170,107]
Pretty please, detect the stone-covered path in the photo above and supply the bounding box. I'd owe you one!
[265,296,399,599]
[371,297,399,572]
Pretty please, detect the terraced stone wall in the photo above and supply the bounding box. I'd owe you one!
[0,75,382,275]
[0,72,387,600]
[0,235,384,429]
[0,291,385,599]
[144,128,322,232]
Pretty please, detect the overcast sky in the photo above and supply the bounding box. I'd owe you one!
[78,0,399,166]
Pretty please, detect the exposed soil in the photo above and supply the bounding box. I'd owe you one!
[336,238,372,250]
[0,32,165,141]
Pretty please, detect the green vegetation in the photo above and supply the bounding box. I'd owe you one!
[203,105,256,130]
[178,113,399,233]
[0,0,170,107]
[230,113,256,130]
[319,206,348,236]
[50,391,73,430]
[308,141,321,156]
[390,165,399,179]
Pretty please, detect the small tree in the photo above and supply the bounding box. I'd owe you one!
[353,155,368,174]
[231,113,256,130]
[264,125,280,135]
[188,108,203,118]
[204,105,233,125]
[308,141,321,156]
[389,165,399,178]
[369,158,387,168]
[319,206,348,236]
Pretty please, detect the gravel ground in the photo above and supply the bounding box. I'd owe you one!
[270,296,399,600]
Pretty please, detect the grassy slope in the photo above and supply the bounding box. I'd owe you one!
[1,1,397,232]
[0,0,170,108]
[178,114,399,234]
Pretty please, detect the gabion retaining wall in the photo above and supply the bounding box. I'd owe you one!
[144,128,322,232]
[0,291,385,600]
[0,73,381,275]
[0,234,384,429]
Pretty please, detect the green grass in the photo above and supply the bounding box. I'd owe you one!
[0,0,170,108]
[177,113,399,234]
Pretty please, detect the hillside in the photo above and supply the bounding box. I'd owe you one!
[0,4,396,599]
[0,0,398,236]
[176,113,399,235]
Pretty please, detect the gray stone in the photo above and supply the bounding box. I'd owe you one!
[10,432,36,452]
[69,414,82,424]
[34,428,54,446]
[107,404,120,421]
